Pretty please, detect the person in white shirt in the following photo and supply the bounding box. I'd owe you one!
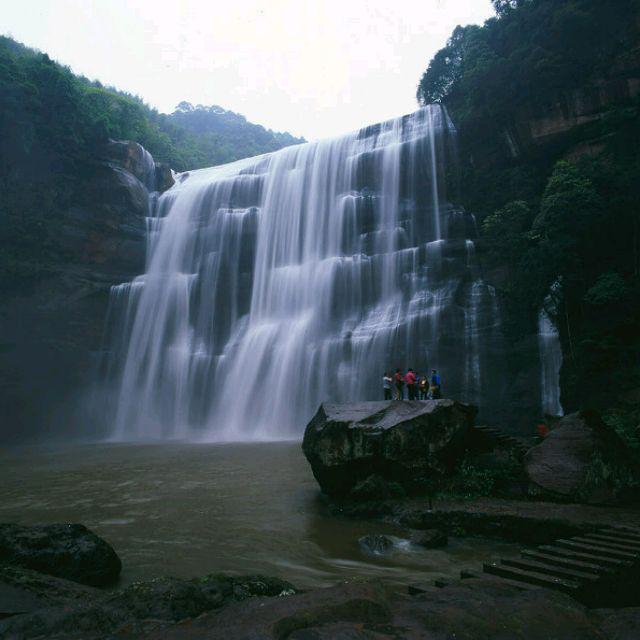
[383,372,393,400]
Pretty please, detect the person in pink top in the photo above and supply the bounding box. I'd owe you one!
[404,368,417,401]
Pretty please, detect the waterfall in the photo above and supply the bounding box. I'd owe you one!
[100,105,504,441]
[538,308,564,417]
[138,144,158,193]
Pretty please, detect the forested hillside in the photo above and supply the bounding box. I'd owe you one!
[418,0,640,446]
[0,35,303,290]
[168,102,303,167]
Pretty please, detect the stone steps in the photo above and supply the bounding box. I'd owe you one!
[586,531,640,544]
[581,534,640,552]
[467,525,640,607]
[501,557,599,583]
[483,561,581,595]
[470,425,530,457]
[554,539,639,561]
[521,550,613,575]
[587,533,640,549]
[600,527,640,543]
[425,519,640,607]
[537,544,633,570]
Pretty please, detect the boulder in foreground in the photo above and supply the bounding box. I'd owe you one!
[302,400,477,498]
[0,523,122,587]
[525,410,640,504]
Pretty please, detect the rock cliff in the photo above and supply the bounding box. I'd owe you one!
[0,141,172,442]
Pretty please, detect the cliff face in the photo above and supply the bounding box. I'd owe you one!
[450,51,640,430]
[503,75,640,159]
[0,142,172,442]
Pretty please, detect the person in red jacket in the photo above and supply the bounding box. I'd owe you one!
[394,368,404,400]
[404,368,417,401]
[535,422,549,441]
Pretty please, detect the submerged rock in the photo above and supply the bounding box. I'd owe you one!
[410,528,448,548]
[0,523,121,587]
[358,534,395,555]
[524,410,640,504]
[302,400,477,498]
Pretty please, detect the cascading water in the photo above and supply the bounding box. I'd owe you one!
[538,308,564,417]
[100,106,505,441]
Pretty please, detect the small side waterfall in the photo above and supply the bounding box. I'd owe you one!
[538,308,564,417]
[138,145,157,193]
[99,106,505,441]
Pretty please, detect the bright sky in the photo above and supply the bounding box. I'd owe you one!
[3,0,494,140]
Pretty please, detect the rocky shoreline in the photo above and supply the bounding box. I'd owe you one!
[1,520,639,639]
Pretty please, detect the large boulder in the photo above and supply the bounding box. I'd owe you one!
[0,524,121,586]
[302,400,477,498]
[524,410,640,504]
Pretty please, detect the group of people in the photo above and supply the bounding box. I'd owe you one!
[383,368,441,401]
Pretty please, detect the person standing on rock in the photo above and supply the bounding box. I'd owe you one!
[394,368,404,400]
[383,372,393,400]
[418,373,428,400]
[430,369,442,399]
[405,368,417,400]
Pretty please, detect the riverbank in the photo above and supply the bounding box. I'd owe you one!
[2,442,640,637]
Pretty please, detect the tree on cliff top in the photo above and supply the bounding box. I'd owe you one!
[492,0,531,17]
[417,0,638,115]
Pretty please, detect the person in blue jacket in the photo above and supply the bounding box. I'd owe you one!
[430,369,442,399]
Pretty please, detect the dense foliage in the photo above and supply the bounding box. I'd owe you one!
[169,102,303,168]
[0,36,303,290]
[418,0,640,442]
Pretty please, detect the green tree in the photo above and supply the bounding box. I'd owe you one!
[482,200,531,284]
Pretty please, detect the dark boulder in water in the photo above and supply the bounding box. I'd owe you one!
[0,523,121,587]
[524,410,640,504]
[302,400,477,498]
[358,534,395,555]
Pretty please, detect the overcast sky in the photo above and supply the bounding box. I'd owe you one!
[3,1,495,140]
